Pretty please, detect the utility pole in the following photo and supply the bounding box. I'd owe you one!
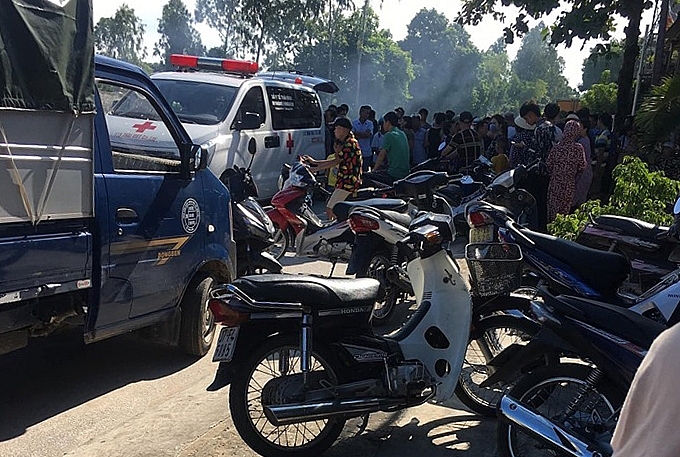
[328,0,334,79]
[652,0,670,85]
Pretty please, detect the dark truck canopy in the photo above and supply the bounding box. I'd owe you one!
[0,0,94,112]
[0,0,94,225]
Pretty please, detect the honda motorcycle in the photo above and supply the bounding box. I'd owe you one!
[207,212,472,457]
[221,140,282,276]
[495,286,665,457]
[266,159,406,262]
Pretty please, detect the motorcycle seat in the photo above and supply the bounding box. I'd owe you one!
[554,294,665,349]
[520,228,629,298]
[592,215,669,242]
[333,198,407,222]
[381,210,413,228]
[230,274,380,310]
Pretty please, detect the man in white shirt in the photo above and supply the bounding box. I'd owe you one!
[352,105,375,171]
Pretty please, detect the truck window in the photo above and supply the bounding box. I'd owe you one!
[231,86,266,129]
[97,80,181,173]
[267,87,322,130]
[154,79,237,125]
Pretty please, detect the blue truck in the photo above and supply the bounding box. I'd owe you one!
[0,0,234,357]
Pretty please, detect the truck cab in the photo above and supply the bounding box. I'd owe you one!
[0,50,234,357]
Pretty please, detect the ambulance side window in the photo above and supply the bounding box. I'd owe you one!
[231,86,266,129]
[268,87,322,130]
[97,80,181,174]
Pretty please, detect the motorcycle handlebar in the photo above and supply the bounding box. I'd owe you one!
[505,219,536,246]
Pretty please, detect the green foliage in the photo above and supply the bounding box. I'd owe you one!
[94,4,147,65]
[195,0,339,63]
[154,0,205,68]
[399,8,481,112]
[581,41,623,91]
[293,7,414,116]
[580,71,617,114]
[549,157,680,239]
[509,24,574,103]
[471,39,512,114]
[635,75,680,154]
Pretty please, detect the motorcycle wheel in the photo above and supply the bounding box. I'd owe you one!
[358,251,399,326]
[455,314,539,417]
[266,225,291,260]
[229,336,346,457]
[497,363,624,457]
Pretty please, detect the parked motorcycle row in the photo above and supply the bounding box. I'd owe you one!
[209,152,680,457]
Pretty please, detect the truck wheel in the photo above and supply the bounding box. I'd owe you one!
[180,273,217,357]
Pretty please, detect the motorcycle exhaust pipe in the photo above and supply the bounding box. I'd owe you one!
[264,397,400,426]
[498,395,606,457]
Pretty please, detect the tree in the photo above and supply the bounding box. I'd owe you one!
[94,4,146,65]
[294,7,414,116]
[581,41,624,91]
[471,38,512,114]
[400,9,481,113]
[195,0,332,64]
[636,75,680,154]
[581,70,618,114]
[510,23,573,104]
[155,0,205,67]
[457,0,651,133]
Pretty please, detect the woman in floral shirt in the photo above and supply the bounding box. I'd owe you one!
[302,117,362,219]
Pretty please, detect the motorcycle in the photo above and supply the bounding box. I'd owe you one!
[457,199,680,418]
[206,212,472,457]
[576,214,679,296]
[266,159,407,263]
[221,140,282,276]
[495,286,666,457]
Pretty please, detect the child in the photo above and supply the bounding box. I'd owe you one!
[491,137,510,174]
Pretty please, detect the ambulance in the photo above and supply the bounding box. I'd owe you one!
[150,54,339,198]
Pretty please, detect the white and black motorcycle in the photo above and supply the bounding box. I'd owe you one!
[207,212,471,457]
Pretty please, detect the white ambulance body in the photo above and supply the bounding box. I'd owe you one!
[151,55,338,198]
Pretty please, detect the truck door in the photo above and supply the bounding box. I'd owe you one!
[95,79,205,324]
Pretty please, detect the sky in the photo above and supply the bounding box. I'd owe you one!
[93,0,657,90]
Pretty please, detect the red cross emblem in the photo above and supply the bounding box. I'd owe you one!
[132,121,157,133]
[286,133,295,154]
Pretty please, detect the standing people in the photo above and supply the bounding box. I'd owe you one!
[440,111,483,172]
[302,117,362,219]
[353,105,375,172]
[546,120,587,222]
[411,115,428,166]
[595,113,617,201]
[418,108,431,129]
[337,103,349,118]
[573,115,593,207]
[426,112,446,159]
[365,111,410,185]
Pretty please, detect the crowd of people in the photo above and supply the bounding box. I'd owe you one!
[314,100,655,230]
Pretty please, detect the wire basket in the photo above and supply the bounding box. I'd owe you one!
[465,243,523,297]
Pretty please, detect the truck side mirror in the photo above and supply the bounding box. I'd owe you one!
[235,112,261,131]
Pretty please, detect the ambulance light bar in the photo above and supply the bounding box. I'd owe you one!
[170,54,259,75]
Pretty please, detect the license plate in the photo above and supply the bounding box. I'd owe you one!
[212,326,240,362]
[469,225,494,243]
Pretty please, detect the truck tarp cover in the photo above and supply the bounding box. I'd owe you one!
[0,0,94,225]
[0,0,94,112]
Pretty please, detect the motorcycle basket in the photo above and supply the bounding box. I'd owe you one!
[465,243,523,297]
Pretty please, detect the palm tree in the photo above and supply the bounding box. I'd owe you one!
[636,75,680,154]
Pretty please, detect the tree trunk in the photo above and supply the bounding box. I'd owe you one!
[615,0,645,134]
[652,0,670,85]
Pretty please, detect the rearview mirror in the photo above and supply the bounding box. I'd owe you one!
[248,138,257,155]
[674,196,680,215]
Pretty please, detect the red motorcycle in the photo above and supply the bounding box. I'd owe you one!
[265,160,406,261]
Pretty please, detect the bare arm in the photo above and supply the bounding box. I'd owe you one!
[374,149,387,170]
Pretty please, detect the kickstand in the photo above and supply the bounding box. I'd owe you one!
[354,413,370,437]
[328,257,338,277]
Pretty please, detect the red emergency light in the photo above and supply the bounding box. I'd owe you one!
[170,54,259,75]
